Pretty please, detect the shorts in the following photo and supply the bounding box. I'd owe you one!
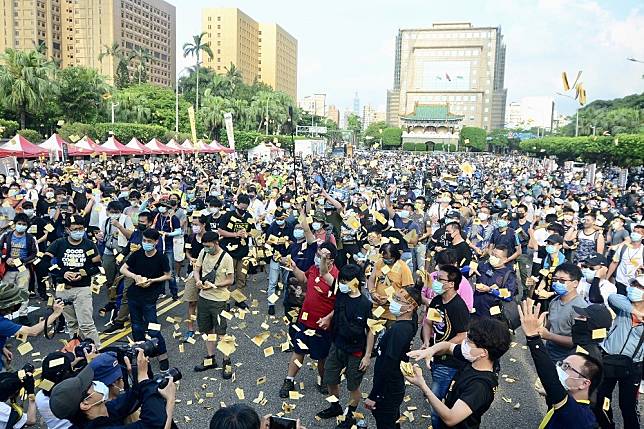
[291,322,332,361]
[324,343,365,391]
[196,297,227,335]
[183,277,199,302]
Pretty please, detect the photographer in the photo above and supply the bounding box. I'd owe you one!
[0,283,65,370]
[0,363,36,428]
[50,349,176,429]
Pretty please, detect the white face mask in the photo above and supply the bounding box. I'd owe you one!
[478,212,489,221]
[461,339,484,362]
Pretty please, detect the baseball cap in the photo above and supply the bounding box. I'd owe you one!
[0,372,23,402]
[89,352,122,386]
[50,366,94,420]
[42,352,75,386]
[545,234,564,245]
[572,304,613,331]
[583,252,609,267]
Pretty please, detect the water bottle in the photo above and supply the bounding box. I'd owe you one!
[356,419,367,429]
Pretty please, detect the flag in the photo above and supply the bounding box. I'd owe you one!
[561,72,570,91]
[445,73,451,81]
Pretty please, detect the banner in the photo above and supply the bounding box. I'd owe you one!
[188,105,197,143]
[224,112,235,152]
[0,156,18,176]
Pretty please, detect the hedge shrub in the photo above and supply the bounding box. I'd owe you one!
[17,129,43,143]
[0,120,19,138]
[518,134,644,166]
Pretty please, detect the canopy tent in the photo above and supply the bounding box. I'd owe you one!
[125,137,153,155]
[39,134,92,157]
[193,140,219,154]
[75,136,116,154]
[247,142,284,161]
[180,139,195,153]
[101,136,139,156]
[0,135,48,158]
[145,138,179,155]
[210,140,235,154]
[165,138,186,153]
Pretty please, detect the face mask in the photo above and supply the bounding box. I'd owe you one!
[70,230,85,241]
[314,255,321,268]
[556,366,570,391]
[192,225,202,234]
[546,245,557,255]
[293,229,304,240]
[209,207,220,216]
[276,219,285,226]
[23,209,34,217]
[571,319,592,345]
[478,212,489,221]
[204,247,216,255]
[431,280,445,295]
[581,268,596,282]
[109,214,120,220]
[137,223,148,232]
[15,224,27,233]
[283,203,291,210]
[389,300,403,317]
[118,191,129,199]
[631,232,642,242]
[8,189,18,197]
[316,198,325,206]
[88,381,109,407]
[46,191,55,199]
[461,339,483,362]
[489,255,503,268]
[497,220,509,229]
[142,242,155,252]
[312,222,322,231]
[338,282,351,294]
[626,285,644,302]
[399,210,410,219]
[414,203,425,211]
[158,206,167,214]
[552,281,568,296]
[25,183,33,190]
[383,257,395,266]
[563,214,573,222]
[187,193,195,200]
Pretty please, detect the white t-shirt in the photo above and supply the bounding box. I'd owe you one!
[614,244,643,286]
[0,401,27,429]
[35,391,72,429]
[100,213,135,253]
[577,278,617,306]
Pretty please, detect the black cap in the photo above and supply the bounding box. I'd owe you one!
[545,234,564,244]
[583,252,609,267]
[573,304,613,331]
[50,366,94,420]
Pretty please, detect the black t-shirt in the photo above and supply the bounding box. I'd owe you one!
[332,293,372,354]
[46,237,100,287]
[125,249,171,300]
[450,241,473,268]
[218,209,252,259]
[187,234,203,260]
[205,213,221,232]
[429,294,470,368]
[443,345,498,429]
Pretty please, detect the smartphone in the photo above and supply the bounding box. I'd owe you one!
[269,416,297,429]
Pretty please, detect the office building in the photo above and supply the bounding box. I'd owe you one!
[326,105,340,125]
[386,22,507,130]
[505,96,555,130]
[298,94,326,117]
[0,0,176,87]
[201,7,297,99]
[362,104,386,130]
[353,92,360,114]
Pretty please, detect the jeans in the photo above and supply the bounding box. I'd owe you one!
[415,243,427,273]
[56,287,100,346]
[164,250,178,296]
[3,270,30,316]
[430,363,458,429]
[596,361,642,429]
[401,251,414,274]
[128,297,167,356]
[267,260,288,304]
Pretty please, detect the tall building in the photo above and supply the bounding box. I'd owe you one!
[201,8,298,100]
[505,96,555,130]
[0,0,176,87]
[353,92,360,114]
[362,104,386,130]
[386,22,507,130]
[298,94,326,117]
[326,104,340,125]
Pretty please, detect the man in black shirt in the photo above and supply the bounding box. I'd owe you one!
[217,194,252,309]
[46,215,102,345]
[120,228,172,370]
[317,264,374,428]
[406,318,512,428]
[205,196,224,232]
[365,284,422,429]
[446,222,473,271]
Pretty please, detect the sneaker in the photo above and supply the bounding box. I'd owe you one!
[29,292,37,299]
[235,301,249,310]
[316,403,343,419]
[268,305,275,316]
[102,322,125,334]
[158,294,167,300]
[222,359,233,379]
[316,383,329,395]
[194,356,217,372]
[182,331,195,343]
[99,302,116,315]
[171,294,179,301]
[279,379,295,398]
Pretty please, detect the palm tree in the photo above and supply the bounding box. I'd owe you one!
[224,62,243,92]
[199,88,229,138]
[183,32,213,112]
[98,42,130,88]
[0,48,57,129]
[131,47,152,84]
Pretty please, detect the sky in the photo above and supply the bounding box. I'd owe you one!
[168,0,644,115]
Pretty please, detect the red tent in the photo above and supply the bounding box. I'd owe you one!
[101,136,139,156]
[210,140,235,154]
[0,135,48,158]
[125,137,153,155]
[180,139,195,153]
[165,139,186,153]
[192,140,218,154]
[39,134,92,157]
[74,136,117,155]
[145,138,179,155]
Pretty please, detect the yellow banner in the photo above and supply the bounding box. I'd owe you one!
[188,105,197,143]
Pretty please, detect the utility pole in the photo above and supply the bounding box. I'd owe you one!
[111,102,119,124]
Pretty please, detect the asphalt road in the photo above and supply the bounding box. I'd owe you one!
[8,269,634,429]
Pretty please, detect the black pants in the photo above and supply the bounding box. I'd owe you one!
[372,394,403,429]
[596,362,642,429]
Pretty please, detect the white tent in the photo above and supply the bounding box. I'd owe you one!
[247,142,285,161]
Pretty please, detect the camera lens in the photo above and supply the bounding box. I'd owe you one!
[22,363,35,374]
[154,367,182,389]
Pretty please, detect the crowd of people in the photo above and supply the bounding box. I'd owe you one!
[0,150,642,428]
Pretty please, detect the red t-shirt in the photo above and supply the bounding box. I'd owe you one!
[298,265,339,330]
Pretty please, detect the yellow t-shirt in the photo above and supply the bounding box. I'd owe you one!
[371,259,414,320]
[196,248,234,302]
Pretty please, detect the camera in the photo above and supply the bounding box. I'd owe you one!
[61,298,74,306]
[74,338,95,358]
[152,367,182,389]
[20,362,35,375]
[115,338,159,360]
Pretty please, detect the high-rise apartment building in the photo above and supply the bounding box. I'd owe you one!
[0,0,176,87]
[362,104,386,130]
[386,23,507,130]
[326,105,340,125]
[201,8,297,100]
[298,94,326,117]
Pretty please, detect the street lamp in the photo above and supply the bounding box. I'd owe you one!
[176,66,192,135]
[555,92,579,137]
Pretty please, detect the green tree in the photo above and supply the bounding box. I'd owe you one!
[178,66,216,106]
[183,32,214,111]
[459,126,487,151]
[57,67,110,123]
[98,42,130,89]
[0,48,57,129]
[224,63,243,92]
[198,89,229,139]
[381,127,402,147]
[131,47,152,85]
[364,120,387,143]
